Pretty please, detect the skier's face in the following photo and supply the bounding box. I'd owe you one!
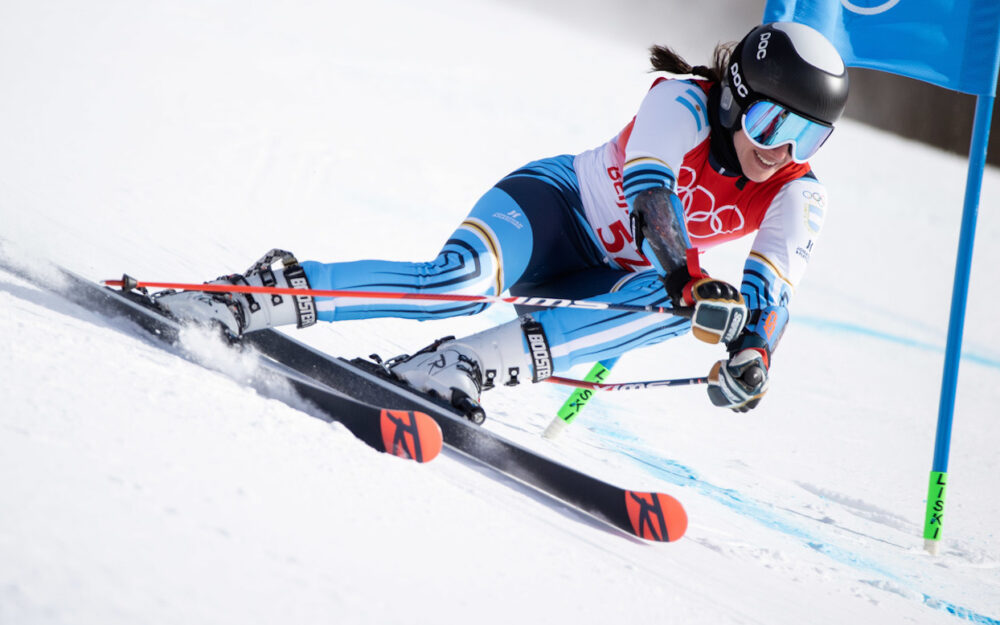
[733,129,793,182]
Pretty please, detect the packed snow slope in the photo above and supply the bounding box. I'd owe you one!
[1,1,999,623]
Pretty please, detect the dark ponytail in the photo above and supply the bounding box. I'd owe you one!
[648,42,734,83]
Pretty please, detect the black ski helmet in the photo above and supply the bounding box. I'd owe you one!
[720,22,849,131]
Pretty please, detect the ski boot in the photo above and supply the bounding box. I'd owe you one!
[154,249,317,339]
[384,317,553,424]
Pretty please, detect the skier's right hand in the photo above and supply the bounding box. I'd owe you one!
[707,348,769,412]
[678,278,748,345]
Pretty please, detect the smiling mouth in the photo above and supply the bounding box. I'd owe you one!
[754,150,779,168]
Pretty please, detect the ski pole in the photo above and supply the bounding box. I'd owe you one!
[544,375,708,391]
[104,277,692,317]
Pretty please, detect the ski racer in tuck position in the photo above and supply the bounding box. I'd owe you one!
[157,22,850,416]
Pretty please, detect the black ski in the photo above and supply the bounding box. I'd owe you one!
[0,254,443,463]
[0,248,687,541]
[243,328,689,542]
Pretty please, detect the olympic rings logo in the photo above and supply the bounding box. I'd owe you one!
[677,166,745,239]
[841,0,900,15]
[801,190,826,206]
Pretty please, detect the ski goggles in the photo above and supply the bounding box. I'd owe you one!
[741,100,834,163]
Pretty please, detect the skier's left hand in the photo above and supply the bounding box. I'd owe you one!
[707,348,769,412]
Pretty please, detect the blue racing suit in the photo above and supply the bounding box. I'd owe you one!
[302,155,690,373]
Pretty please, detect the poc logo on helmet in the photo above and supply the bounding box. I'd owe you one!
[730,63,749,98]
[756,32,771,60]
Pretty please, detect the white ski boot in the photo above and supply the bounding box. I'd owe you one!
[386,317,553,423]
[154,249,317,338]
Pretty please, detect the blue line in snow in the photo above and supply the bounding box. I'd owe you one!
[796,315,1000,371]
[585,421,1000,624]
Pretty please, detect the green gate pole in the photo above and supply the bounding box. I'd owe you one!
[543,358,617,439]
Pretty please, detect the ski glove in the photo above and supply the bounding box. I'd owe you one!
[707,348,769,412]
[657,248,748,346]
[629,188,747,346]
[678,278,748,345]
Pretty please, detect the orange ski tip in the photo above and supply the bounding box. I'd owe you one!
[624,490,688,542]
[379,409,443,463]
[410,411,443,461]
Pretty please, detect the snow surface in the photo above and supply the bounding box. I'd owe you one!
[1,1,999,623]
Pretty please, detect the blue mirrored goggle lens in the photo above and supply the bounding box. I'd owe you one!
[742,101,833,163]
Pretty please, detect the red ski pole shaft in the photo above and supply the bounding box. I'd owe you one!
[103,277,691,317]
[544,375,708,391]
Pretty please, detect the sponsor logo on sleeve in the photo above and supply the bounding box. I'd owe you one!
[492,209,525,230]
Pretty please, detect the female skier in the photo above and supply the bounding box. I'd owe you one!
[157,22,849,415]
